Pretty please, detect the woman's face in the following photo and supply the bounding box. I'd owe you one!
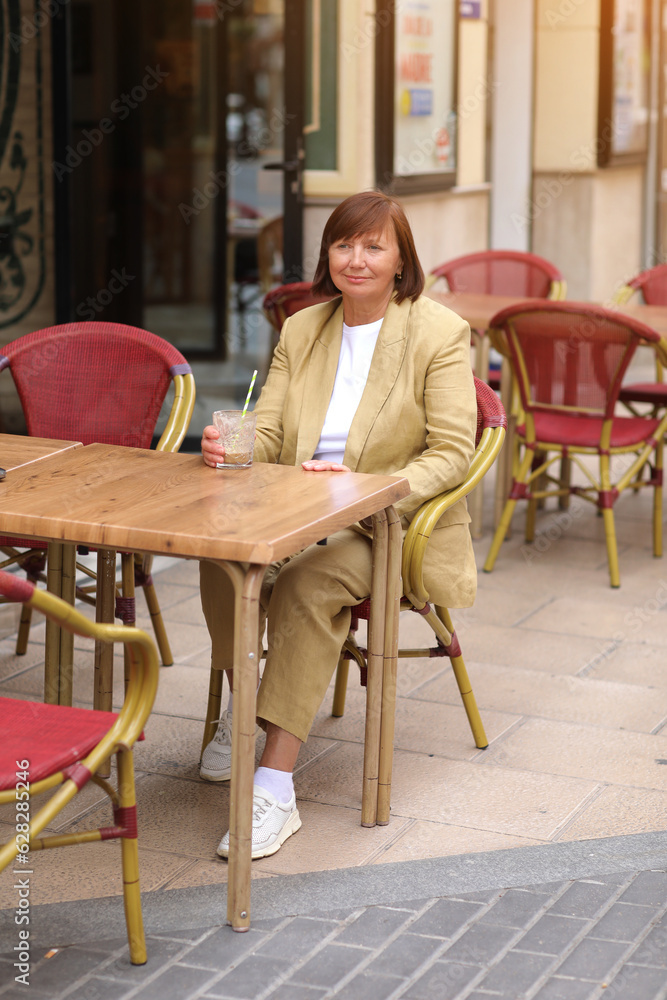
[327,224,403,315]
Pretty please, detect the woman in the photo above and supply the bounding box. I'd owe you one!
[200,190,476,859]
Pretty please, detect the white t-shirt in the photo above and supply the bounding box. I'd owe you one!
[313,318,383,464]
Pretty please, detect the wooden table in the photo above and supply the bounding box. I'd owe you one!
[0,442,409,930]
[0,433,82,472]
[0,434,83,702]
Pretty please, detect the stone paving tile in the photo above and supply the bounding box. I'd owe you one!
[94,935,193,982]
[532,978,599,1000]
[254,916,339,961]
[402,959,481,999]
[334,972,404,1000]
[439,922,517,965]
[606,963,667,997]
[203,955,291,999]
[517,914,588,955]
[630,917,667,967]
[363,931,445,979]
[591,901,658,942]
[620,870,667,906]
[475,949,555,994]
[15,946,119,994]
[287,943,369,989]
[130,964,219,1000]
[408,898,485,938]
[548,881,622,919]
[479,887,553,928]
[261,987,326,1000]
[555,937,630,980]
[61,977,140,1000]
[334,905,414,948]
[176,926,267,971]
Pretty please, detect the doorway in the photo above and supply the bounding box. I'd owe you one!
[66,0,304,361]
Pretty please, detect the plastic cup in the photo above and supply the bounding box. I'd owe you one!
[212,410,256,468]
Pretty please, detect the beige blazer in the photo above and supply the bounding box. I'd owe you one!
[253,293,478,607]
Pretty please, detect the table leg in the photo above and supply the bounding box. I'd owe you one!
[377,507,402,826]
[213,559,266,932]
[94,550,117,712]
[44,542,63,705]
[44,542,77,706]
[362,510,388,828]
[59,543,76,705]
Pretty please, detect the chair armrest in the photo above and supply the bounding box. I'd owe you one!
[156,372,197,453]
[402,424,506,605]
[0,575,160,757]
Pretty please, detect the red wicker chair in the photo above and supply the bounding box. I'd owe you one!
[483,301,667,588]
[426,249,566,388]
[263,281,339,334]
[0,569,159,965]
[0,322,196,670]
[613,264,667,415]
[331,378,507,823]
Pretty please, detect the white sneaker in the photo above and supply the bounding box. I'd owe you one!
[200,710,260,782]
[216,785,301,859]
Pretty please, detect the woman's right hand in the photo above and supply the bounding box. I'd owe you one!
[202,425,224,468]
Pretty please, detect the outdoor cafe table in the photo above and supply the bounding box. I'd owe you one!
[0,434,83,703]
[0,442,409,930]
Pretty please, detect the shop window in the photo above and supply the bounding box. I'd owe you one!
[375,0,458,193]
[598,0,650,167]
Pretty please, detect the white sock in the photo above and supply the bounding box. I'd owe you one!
[254,766,294,804]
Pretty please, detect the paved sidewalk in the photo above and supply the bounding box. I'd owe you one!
[2,832,667,999]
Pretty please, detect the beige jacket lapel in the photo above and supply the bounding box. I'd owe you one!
[294,299,345,464]
[343,297,411,471]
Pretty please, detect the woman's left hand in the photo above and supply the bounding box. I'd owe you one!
[301,460,351,472]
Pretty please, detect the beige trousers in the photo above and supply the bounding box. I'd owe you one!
[199,528,374,743]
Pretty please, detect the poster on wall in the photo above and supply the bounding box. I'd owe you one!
[393,0,456,177]
[598,0,649,165]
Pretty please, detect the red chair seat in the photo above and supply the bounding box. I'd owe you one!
[0,697,143,788]
[517,413,662,450]
[619,383,667,405]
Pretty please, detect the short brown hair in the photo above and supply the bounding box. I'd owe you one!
[311,191,424,304]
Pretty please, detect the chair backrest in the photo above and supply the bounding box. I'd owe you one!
[489,301,662,421]
[615,264,667,306]
[262,281,339,333]
[429,250,566,299]
[473,375,508,445]
[257,216,284,291]
[0,322,194,450]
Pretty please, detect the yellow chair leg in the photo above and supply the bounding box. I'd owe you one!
[602,507,620,588]
[484,497,518,572]
[16,603,32,655]
[332,655,349,717]
[430,606,488,749]
[136,554,173,666]
[117,748,147,966]
[201,665,224,757]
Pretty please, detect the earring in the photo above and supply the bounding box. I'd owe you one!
[396,271,403,281]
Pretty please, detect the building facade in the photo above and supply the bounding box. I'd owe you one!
[0,0,662,427]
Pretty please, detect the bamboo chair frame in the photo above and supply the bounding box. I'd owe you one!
[613,268,667,419]
[483,301,667,588]
[0,572,159,965]
[330,379,507,817]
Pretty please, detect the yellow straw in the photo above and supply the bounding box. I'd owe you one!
[241,369,258,418]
